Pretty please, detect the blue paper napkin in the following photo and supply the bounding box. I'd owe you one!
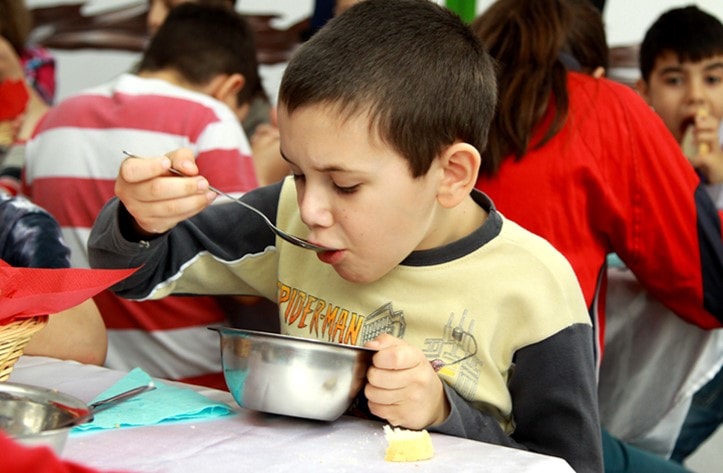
[72,368,234,433]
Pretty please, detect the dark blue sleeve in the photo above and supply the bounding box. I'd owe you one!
[0,198,70,269]
[432,324,603,473]
[696,185,723,318]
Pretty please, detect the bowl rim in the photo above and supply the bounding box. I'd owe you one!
[209,327,377,354]
[0,381,91,435]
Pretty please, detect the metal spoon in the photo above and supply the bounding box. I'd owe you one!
[167,168,336,252]
[57,383,156,428]
[122,152,336,252]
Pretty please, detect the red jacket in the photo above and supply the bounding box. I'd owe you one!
[476,72,723,359]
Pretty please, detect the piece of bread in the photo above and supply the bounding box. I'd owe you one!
[383,425,434,462]
[681,108,711,158]
[681,123,697,159]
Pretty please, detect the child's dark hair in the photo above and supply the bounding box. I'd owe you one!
[639,6,723,83]
[279,0,497,178]
[139,3,260,107]
[471,0,606,177]
[565,0,608,74]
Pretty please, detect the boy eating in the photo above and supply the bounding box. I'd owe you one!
[88,1,602,472]
[636,5,723,187]
[635,5,723,463]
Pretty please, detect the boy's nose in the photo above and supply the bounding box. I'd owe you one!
[686,79,707,105]
[298,189,333,230]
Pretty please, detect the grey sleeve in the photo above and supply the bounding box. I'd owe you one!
[88,182,283,298]
[431,323,603,473]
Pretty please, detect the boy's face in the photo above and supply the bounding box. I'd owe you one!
[638,51,723,143]
[278,104,444,284]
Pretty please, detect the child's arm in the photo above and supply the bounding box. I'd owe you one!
[88,165,281,301]
[250,122,291,186]
[364,330,601,473]
[436,325,601,473]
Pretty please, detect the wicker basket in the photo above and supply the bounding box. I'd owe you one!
[0,316,48,381]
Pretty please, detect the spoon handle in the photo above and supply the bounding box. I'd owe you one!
[166,168,277,227]
[89,383,156,414]
[57,383,156,428]
[166,167,333,252]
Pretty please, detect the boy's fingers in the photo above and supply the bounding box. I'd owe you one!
[120,154,171,183]
[364,332,400,350]
[120,148,200,183]
[166,148,200,175]
[370,341,426,371]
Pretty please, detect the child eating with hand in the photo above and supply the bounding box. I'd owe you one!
[636,5,723,186]
[635,5,723,464]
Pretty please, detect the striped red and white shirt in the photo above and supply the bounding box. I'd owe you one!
[23,73,259,389]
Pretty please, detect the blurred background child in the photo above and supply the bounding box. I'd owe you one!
[0,191,107,365]
[0,0,54,188]
[23,3,261,390]
[635,5,723,465]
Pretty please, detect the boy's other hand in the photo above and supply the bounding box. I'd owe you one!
[364,333,450,430]
[250,122,289,185]
[686,112,723,184]
[116,148,217,236]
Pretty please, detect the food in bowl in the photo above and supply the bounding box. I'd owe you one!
[211,327,375,421]
[0,382,90,454]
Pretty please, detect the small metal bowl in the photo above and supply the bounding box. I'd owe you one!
[212,327,375,421]
[0,382,90,454]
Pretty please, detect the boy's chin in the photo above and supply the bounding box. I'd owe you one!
[333,265,388,285]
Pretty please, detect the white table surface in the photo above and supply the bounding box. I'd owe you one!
[8,356,574,473]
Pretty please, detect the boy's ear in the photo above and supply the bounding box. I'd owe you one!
[436,142,481,208]
[635,78,651,104]
[209,73,245,104]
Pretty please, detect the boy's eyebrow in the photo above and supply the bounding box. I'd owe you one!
[279,150,354,173]
[659,65,683,75]
[704,61,723,72]
[658,61,723,76]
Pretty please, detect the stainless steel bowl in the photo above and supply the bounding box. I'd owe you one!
[0,382,90,454]
[212,327,375,421]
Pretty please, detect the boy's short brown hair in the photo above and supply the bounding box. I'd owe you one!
[279,0,497,178]
[139,2,259,106]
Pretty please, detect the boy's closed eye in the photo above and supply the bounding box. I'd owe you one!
[292,172,361,195]
[332,182,360,194]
